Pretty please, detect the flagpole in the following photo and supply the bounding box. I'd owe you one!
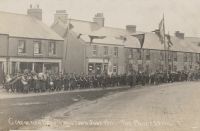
[64,18,71,73]
[163,13,167,72]
[167,31,171,72]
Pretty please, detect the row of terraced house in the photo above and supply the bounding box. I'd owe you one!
[52,10,200,75]
[1,5,200,83]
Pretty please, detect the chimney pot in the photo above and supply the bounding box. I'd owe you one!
[27,4,42,21]
[54,10,68,23]
[93,13,105,27]
[126,25,136,33]
[175,31,184,39]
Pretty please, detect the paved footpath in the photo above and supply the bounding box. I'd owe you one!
[19,81,200,131]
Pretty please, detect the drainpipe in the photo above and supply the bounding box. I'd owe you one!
[6,34,9,75]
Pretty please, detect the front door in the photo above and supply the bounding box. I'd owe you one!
[95,63,102,75]
[35,63,43,73]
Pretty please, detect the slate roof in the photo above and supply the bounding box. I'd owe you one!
[52,18,200,53]
[184,37,200,53]
[0,11,63,40]
[126,32,200,53]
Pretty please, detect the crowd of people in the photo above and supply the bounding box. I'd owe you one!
[2,69,200,93]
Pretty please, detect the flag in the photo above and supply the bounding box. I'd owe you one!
[152,29,163,43]
[88,35,106,44]
[152,29,160,37]
[68,23,74,30]
[63,21,74,37]
[131,34,145,48]
[159,18,165,41]
[153,16,165,44]
[115,35,127,43]
[165,33,173,48]
[77,33,82,39]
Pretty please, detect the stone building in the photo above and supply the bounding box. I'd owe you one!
[52,10,200,75]
[125,31,200,73]
[52,11,129,75]
[0,5,64,78]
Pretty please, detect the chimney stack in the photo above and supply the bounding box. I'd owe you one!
[175,31,184,39]
[126,25,136,33]
[54,10,68,24]
[93,13,105,27]
[27,4,42,21]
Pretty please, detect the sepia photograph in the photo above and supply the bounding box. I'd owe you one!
[0,0,200,130]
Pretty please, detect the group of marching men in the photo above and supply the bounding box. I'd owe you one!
[2,69,200,93]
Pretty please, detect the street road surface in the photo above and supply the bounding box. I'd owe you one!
[33,82,200,131]
[1,81,200,131]
[0,87,128,131]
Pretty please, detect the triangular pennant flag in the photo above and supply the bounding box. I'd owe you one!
[69,23,74,30]
[131,34,145,48]
[152,29,160,36]
[88,35,106,44]
[77,33,82,39]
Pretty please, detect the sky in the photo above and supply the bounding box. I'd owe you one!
[0,0,200,37]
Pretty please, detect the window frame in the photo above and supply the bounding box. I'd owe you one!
[189,53,193,62]
[196,53,198,62]
[168,51,173,62]
[145,49,150,60]
[137,49,142,60]
[183,53,187,62]
[49,41,56,55]
[173,51,178,61]
[18,40,26,54]
[173,65,177,72]
[113,64,118,73]
[103,46,108,56]
[198,53,200,62]
[160,51,164,61]
[128,48,133,58]
[34,41,42,54]
[92,45,98,56]
[114,47,118,57]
